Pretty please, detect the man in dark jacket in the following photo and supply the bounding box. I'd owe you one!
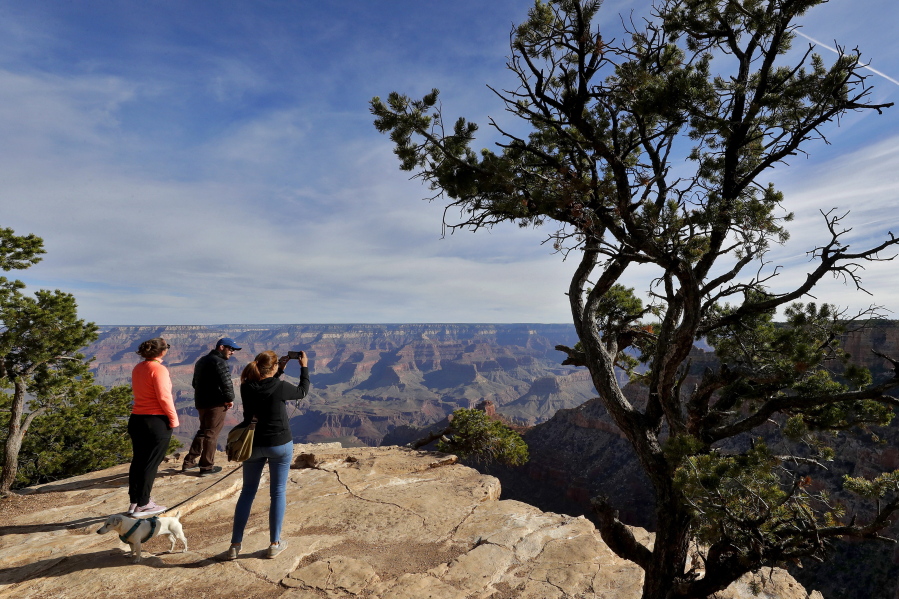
[182,337,241,476]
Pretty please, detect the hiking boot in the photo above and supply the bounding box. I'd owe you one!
[132,500,166,516]
[266,540,288,558]
[182,461,198,472]
[198,465,223,477]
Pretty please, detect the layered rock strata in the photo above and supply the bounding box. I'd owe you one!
[83,324,596,447]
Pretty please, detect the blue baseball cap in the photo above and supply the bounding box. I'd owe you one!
[216,338,242,350]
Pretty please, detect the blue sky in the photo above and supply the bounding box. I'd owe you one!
[1,0,897,325]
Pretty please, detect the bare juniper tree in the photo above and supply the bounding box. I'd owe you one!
[372,1,899,597]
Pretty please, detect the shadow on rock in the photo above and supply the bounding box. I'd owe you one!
[0,549,216,585]
[0,515,108,535]
[19,472,130,494]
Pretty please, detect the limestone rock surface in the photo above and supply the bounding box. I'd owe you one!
[1,445,819,599]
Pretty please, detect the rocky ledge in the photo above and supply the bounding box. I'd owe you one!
[0,445,819,599]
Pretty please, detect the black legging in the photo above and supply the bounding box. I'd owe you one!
[128,414,172,506]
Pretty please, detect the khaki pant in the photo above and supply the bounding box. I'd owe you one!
[183,405,227,469]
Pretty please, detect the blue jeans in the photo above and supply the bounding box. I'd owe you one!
[231,441,293,545]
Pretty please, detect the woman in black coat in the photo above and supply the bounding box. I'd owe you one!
[225,349,309,560]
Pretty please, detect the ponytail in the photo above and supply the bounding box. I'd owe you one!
[241,350,278,383]
[240,361,261,384]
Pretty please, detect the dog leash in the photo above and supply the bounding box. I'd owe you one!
[161,397,308,513]
[160,465,243,515]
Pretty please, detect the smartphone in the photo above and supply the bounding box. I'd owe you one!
[287,350,303,359]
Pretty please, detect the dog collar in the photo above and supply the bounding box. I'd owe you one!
[119,516,159,544]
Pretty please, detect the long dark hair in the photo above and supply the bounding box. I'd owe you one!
[241,350,278,383]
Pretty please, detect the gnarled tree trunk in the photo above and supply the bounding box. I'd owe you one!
[1,378,43,494]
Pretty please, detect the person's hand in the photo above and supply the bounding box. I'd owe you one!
[298,351,308,367]
[278,355,290,371]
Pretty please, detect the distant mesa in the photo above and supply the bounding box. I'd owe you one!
[84,323,592,448]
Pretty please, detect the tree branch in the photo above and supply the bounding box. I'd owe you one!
[591,495,653,569]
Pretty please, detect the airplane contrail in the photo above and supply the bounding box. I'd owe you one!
[794,30,899,87]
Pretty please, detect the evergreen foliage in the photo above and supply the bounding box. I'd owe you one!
[0,227,105,494]
[372,1,899,597]
[2,381,132,488]
[0,227,45,273]
[435,408,530,466]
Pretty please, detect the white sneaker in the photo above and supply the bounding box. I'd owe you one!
[132,500,166,516]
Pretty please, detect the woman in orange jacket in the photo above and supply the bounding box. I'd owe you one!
[127,337,179,516]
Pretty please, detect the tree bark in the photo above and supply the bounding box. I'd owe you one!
[0,379,28,494]
[643,496,692,599]
[409,426,450,449]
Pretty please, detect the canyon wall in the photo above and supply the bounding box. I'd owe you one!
[84,323,596,448]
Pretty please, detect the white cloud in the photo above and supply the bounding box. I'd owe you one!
[1,0,897,326]
[0,62,577,324]
[0,69,135,152]
[748,136,899,314]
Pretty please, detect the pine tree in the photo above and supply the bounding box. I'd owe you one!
[0,228,100,494]
[410,407,530,466]
[4,378,133,488]
[372,1,899,597]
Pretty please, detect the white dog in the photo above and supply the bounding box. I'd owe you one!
[96,512,187,563]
